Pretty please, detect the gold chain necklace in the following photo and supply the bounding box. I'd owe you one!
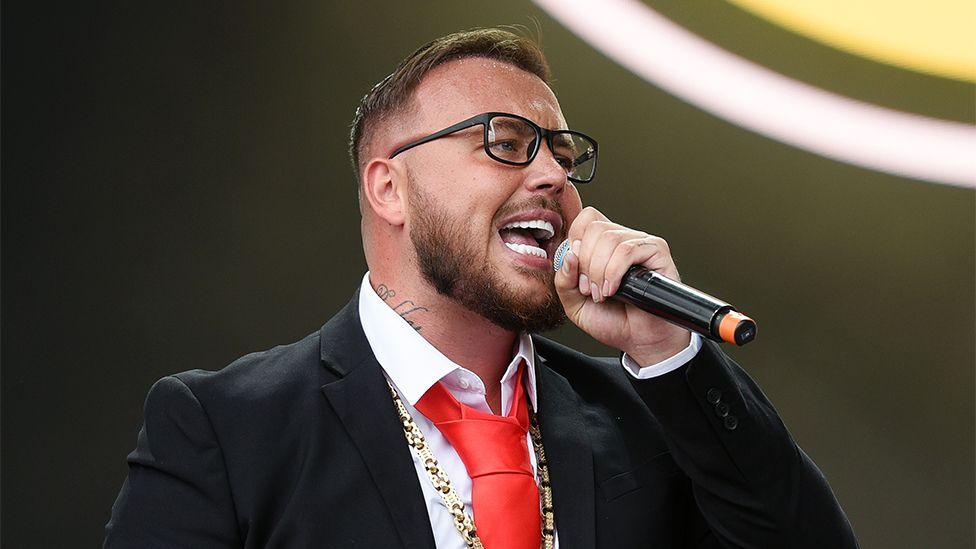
[386,381,556,549]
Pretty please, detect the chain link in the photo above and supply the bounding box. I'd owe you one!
[387,381,555,549]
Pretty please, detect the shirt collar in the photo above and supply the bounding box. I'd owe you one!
[357,272,538,412]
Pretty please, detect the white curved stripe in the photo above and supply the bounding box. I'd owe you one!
[533,0,976,188]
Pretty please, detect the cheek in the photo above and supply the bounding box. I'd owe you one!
[421,153,499,199]
[562,187,584,224]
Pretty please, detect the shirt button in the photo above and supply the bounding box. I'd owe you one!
[706,388,722,404]
[458,377,470,390]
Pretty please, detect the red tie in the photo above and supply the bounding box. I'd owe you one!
[415,362,541,549]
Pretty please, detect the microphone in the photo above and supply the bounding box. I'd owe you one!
[552,240,757,345]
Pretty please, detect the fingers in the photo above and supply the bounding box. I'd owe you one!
[565,207,678,302]
[579,226,630,300]
[602,236,677,296]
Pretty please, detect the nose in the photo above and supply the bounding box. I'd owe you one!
[523,140,568,195]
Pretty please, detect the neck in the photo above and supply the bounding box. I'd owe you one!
[367,271,518,411]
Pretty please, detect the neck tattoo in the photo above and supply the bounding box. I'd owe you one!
[376,283,429,332]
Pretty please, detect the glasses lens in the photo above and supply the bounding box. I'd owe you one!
[486,116,540,164]
[551,131,597,182]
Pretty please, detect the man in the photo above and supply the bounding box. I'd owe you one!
[105,28,857,548]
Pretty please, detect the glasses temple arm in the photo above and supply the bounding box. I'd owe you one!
[388,115,487,159]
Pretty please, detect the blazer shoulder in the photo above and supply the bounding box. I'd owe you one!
[169,329,326,409]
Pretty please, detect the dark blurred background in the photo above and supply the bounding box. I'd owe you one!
[3,2,973,547]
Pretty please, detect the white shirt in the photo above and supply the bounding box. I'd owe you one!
[357,273,701,548]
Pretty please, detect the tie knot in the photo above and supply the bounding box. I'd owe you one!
[414,362,533,478]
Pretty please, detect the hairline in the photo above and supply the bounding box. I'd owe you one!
[358,55,553,177]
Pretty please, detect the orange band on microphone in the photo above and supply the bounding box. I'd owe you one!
[719,311,752,345]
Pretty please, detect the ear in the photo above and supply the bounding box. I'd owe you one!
[361,158,407,226]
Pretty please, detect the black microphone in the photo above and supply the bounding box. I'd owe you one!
[552,240,757,345]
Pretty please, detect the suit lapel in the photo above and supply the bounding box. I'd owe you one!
[318,293,436,549]
[535,352,597,549]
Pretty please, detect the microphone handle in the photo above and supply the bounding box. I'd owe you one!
[614,265,757,346]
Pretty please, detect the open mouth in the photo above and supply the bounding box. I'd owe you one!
[498,219,557,260]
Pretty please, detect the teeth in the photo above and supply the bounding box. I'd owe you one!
[504,242,548,258]
[500,219,555,240]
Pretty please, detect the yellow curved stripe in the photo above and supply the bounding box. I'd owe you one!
[727,0,976,82]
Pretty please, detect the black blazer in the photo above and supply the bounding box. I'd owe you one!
[105,291,857,548]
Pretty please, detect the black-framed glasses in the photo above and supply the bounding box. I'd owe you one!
[388,112,599,183]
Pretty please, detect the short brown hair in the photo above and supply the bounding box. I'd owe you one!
[348,28,551,184]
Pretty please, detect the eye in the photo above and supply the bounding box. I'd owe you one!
[554,155,574,170]
[488,139,520,153]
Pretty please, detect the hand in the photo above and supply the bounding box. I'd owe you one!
[554,206,691,366]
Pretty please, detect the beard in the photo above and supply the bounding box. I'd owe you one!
[407,185,566,333]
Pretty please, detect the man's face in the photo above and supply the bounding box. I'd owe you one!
[393,57,584,332]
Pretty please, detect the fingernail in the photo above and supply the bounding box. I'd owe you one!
[579,273,589,295]
[562,254,571,274]
[590,282,601,302]
[572,240,581,255]
[602,280,611,297]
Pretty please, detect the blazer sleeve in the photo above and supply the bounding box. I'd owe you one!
[627,341,858,548]
[104,375,242,548]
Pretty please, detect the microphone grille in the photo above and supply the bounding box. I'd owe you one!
[552,240,571,272]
